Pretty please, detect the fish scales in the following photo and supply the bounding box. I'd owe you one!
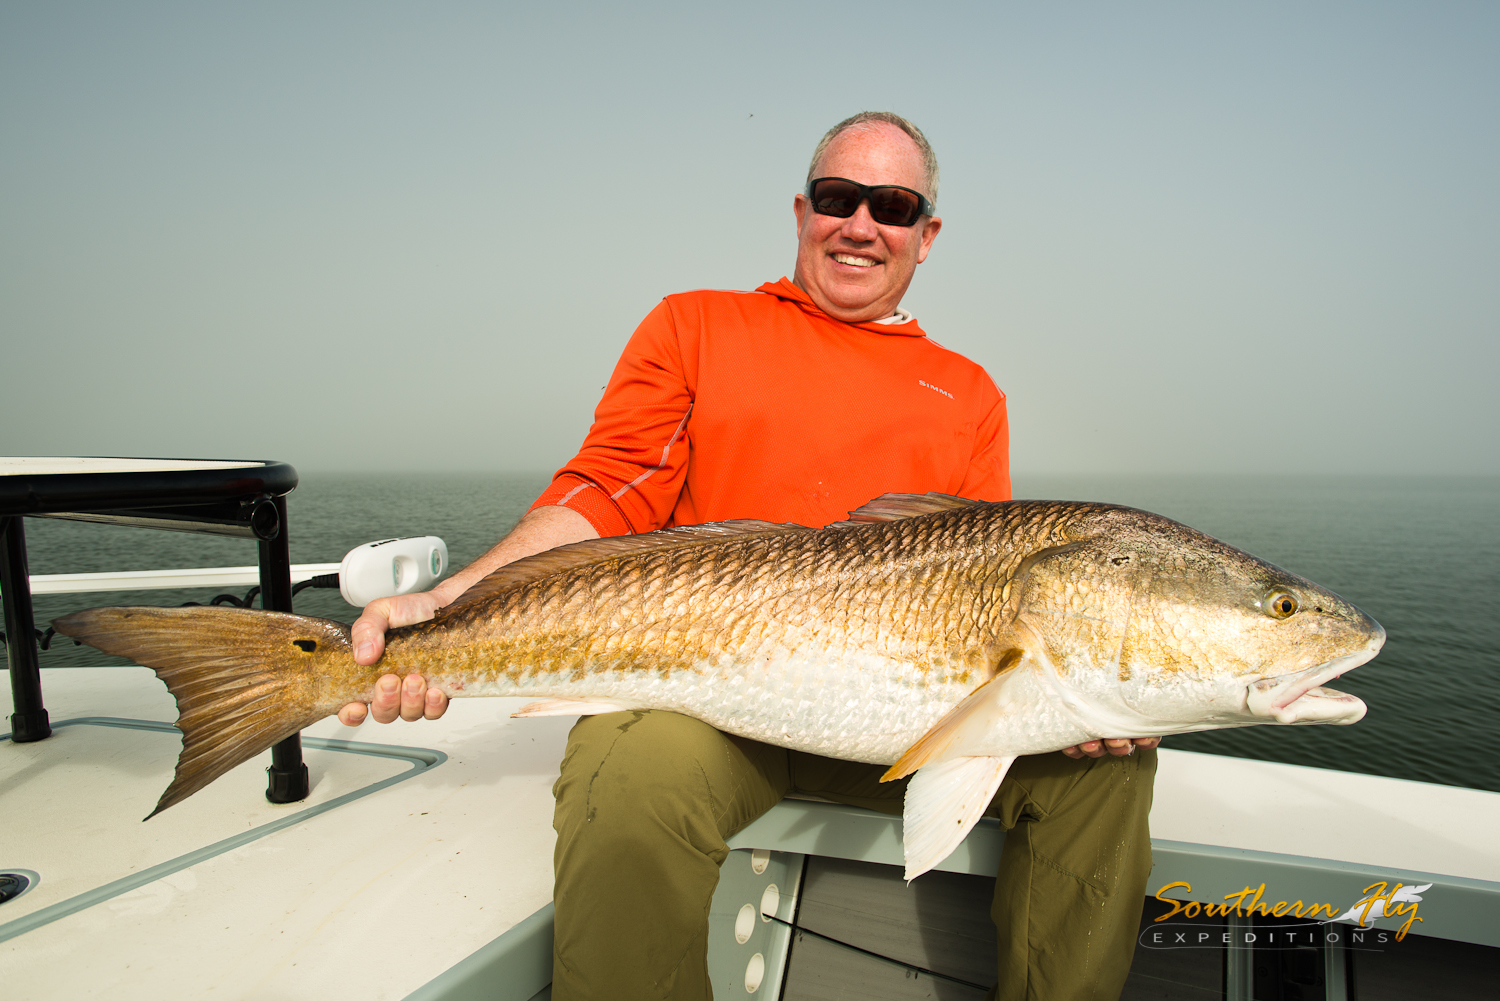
[53,493,1384,875]
[362,502,1093,763]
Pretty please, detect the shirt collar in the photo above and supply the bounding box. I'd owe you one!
[755,278,926,337]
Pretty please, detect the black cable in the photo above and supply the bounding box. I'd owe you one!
[181,586,260,608]
[0,627,77,650]
[764,911,989,991]
[204,585,261,608]
[184,572,339,609]
[292,573,340,597]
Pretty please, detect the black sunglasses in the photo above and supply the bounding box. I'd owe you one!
[804,176,936,227]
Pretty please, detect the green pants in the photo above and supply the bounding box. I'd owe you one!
[551,710,1156,1001]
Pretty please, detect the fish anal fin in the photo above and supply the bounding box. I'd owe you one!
[830,492,981,527]
[881,649,1026,782]
[439,519,809,615]
[511,697,631,718]
[902,755,1015,880]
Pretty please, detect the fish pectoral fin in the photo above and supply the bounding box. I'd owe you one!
[881,658,1025,782]
[902,755,1015,881]
[511,698,631,718]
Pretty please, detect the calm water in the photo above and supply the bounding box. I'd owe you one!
[13,473,1500,793]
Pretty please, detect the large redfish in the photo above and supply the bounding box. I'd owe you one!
[53,493,1384,878]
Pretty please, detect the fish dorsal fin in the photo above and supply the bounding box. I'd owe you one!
[829,492,980,528]
[438,519,808,615]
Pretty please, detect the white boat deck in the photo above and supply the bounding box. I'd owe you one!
[1152,745,1500,882]
[3,665,1498,998]
[1,667,569,1000]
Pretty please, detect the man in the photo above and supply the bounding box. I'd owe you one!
[339,112,1159,1000]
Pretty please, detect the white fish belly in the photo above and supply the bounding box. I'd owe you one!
[465,643,980,765]
[458,644,1255,764]
[677,650,974,764]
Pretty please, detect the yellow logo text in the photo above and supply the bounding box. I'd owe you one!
[1154,881,1424,941]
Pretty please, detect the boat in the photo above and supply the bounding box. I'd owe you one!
[3,460,1497,999]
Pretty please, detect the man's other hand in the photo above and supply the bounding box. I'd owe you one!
[338,591,449,726]
[1061,737,1161,759]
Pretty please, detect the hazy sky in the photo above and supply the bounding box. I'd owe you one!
[3,2,1496,478]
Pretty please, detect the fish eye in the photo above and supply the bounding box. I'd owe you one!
[1264,591,1299,619]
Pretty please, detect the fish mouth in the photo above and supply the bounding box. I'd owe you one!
[1245,629,1384,725]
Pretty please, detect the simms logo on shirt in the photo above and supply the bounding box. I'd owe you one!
[918,379,954,400]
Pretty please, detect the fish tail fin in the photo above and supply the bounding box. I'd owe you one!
[53,606,354,818]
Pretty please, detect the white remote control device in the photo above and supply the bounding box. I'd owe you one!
[338,536,448,607]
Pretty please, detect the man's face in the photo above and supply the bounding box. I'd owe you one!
[792,123,943,323]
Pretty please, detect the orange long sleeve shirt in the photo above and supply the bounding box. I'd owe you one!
[530,277,1011,535]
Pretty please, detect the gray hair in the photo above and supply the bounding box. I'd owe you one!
[806,111,939,206]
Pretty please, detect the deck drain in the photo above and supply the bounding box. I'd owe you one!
[0,872,33,904]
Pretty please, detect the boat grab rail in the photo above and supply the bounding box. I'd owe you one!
[13,563,343,596]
